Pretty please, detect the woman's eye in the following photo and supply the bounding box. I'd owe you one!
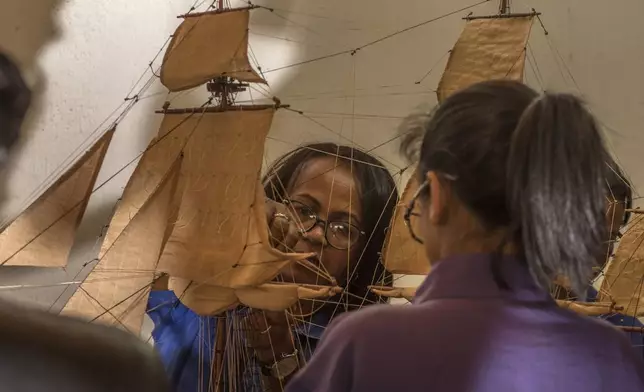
[330,223,350,237]
[297,206,314,216]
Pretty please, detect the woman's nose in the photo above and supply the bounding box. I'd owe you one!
[302,223,327,246]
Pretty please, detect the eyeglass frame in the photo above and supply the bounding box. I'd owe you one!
[403,172,458,245]
[278,199,366,250]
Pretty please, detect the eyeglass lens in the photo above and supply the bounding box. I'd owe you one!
[287,200,360,250]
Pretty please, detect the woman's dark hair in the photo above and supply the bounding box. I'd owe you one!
[401,80,611,295]
[0,52,30,153]
[262,143,397,311]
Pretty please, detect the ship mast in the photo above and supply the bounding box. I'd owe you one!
[499,0,509,14]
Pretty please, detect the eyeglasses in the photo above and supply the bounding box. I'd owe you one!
[404,181,428,244]
[403,173,458,245]
[279,199,365,250]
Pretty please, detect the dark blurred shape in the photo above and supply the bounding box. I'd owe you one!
[0,52,170,391]
[0,52,31,163]
[0,300,170,391]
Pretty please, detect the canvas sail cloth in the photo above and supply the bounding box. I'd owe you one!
[371,168,429,299]
[61,160,181,334]
[160,8,265,92]
[375,16,534,301]
[436,15,534,101]
[153,109,308,287]
[0,129,114,267]
[169,278,342,315]
[381,167,430,276]
[598,216,644,317]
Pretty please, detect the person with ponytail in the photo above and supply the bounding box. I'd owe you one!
[286,80,644,392]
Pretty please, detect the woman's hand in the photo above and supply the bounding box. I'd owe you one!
[244,309,296,365]
[265,199,301,253]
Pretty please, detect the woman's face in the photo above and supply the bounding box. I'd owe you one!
[278,157,363,286]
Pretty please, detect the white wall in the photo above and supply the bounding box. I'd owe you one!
[1,0,643,309]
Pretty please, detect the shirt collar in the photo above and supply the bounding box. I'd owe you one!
[413,253,553,305]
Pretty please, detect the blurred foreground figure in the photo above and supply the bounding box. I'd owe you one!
[0,52,170,391]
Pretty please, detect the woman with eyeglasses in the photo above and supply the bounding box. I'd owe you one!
[286,80,644,392]
[147,142,397,392]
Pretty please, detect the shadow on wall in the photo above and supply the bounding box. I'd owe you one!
[0,0,62,159]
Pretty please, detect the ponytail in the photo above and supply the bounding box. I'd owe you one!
[507,94,608,294]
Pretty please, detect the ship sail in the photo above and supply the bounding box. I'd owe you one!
[0,129,114,267]
[437,15,534,101]
[236,282,342,312]
[371,286,417,302]
[169,278,341,315]
[61,158,181,334]
[376,14,535,301]
[555,300,620,316]
[154,109,310,287]
[97,113,192,260]
[160,7,266,92]
[381,167,430,275]
[598,216,644,317]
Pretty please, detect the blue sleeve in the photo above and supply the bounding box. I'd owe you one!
[285,314,355,392]
[147,290,217,392]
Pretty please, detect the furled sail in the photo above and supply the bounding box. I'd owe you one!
[370,286,417,302]
[61,159,181,334]
[381,167,430,275]
[154,109,309,287]
[555,300,621,317]
[169,277,341,315]
[436,15,534,101]
[160,8,266,92]
[598,216,644,317]
[236,282,342,312]
[0,129,114,267]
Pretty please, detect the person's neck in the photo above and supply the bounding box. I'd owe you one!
[436,222,517,261]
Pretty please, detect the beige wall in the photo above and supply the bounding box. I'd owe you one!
[1,0,643,309]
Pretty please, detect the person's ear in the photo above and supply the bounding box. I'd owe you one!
[426,171,449,225]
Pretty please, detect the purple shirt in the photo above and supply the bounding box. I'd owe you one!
[286,254,644,392]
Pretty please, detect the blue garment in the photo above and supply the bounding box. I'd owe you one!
[586,287,644,360]
[287,254,644,392]
[147,290,329,392]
